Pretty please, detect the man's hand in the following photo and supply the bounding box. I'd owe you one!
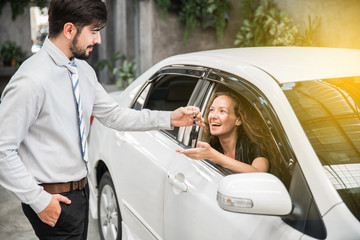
[170,106,204,127]
[37,194,71,227]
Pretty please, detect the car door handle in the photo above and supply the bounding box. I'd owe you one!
[168,172,188,193]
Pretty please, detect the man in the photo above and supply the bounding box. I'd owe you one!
[0,0,203,239]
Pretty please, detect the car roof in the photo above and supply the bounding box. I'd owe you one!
[170,47,360,84]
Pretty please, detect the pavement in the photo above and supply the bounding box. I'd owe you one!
[0,185,100,239]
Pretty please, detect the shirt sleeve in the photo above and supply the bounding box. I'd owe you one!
[92,82,172,131]
[249,142,266,162]
[0,74,52,213]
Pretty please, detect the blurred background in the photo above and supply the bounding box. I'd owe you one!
[0,0,360,93]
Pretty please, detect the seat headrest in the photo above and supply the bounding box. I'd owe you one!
[166,81,196,102]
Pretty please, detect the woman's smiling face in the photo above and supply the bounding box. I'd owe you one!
[208,95,240,138]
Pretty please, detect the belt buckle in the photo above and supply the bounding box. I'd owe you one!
[72,181,78,191]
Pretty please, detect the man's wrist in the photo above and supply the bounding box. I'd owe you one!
[29,189,52,213]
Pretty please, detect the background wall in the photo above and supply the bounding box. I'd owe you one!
[149,0,243,69]
[137,0,360,73]
[0,0,359,78]
[275,0,360,49]
[0,4,32,58]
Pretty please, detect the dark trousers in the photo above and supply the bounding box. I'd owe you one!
[22,184,89,240]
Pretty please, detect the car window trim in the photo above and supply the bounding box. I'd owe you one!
[148,65,207,83]
[177,79,213,143]
[130,65,207,110]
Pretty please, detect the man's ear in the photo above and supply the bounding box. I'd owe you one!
[63,22,76,40]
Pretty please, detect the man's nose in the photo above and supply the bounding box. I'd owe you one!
[94,31,101,44]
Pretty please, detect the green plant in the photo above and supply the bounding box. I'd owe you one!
[0,0,47,20]
[239,0,258,19]
[95,51,125,83]
[0,40,26,66]
[157,0,171,20]
[297,16,321,46]
[178,0,197,40]
[212,0,232,41]
[113,59,137,90]
[235,0,321,47]
[235,0,298,47]
[156,0,232,41]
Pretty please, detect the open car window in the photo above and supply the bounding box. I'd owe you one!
[132,69,205,139]
[193,83,281,176]
[144,76,197,111]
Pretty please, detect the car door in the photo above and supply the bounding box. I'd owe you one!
[111,66,206,239]
[163,68,323,239]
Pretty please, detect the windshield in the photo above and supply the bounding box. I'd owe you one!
[282,77,360,221]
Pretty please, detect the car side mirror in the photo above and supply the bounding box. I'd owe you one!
[217,173,292,216]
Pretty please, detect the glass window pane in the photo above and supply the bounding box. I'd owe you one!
[283,77,360,220]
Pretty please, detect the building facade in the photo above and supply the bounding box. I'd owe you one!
[0,0,360,81]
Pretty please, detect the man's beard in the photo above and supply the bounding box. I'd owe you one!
[71,47,90,60]
[70,34,95,60]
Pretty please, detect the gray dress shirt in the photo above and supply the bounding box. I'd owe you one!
[0,38,171,213]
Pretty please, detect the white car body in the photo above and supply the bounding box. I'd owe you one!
[88,47,360,240]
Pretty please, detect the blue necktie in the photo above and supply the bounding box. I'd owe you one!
[67,62,88,163]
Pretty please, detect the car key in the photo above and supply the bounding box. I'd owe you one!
[190,111,198,148]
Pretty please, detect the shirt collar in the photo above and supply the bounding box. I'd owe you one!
[42,36,74,67]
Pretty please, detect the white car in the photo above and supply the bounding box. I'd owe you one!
[88,47,360,240]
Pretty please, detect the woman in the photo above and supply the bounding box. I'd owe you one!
[177,91,276,173]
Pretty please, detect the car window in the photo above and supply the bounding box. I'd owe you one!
[132,74,200,139]
[133,84,150,110]
[178,80,213,144]
[145,76,197,111]
[282,77,360,221]
[193,83,283,177]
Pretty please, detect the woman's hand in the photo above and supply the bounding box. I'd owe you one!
[177,141,269,173]
[176,141,213,160]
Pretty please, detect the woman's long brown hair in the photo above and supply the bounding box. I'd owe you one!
[203,90,281,175]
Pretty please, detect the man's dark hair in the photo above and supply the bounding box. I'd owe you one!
[48,0,107,38]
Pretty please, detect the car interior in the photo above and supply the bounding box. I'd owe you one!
[143,75,199,137]
[145,76,197,111]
